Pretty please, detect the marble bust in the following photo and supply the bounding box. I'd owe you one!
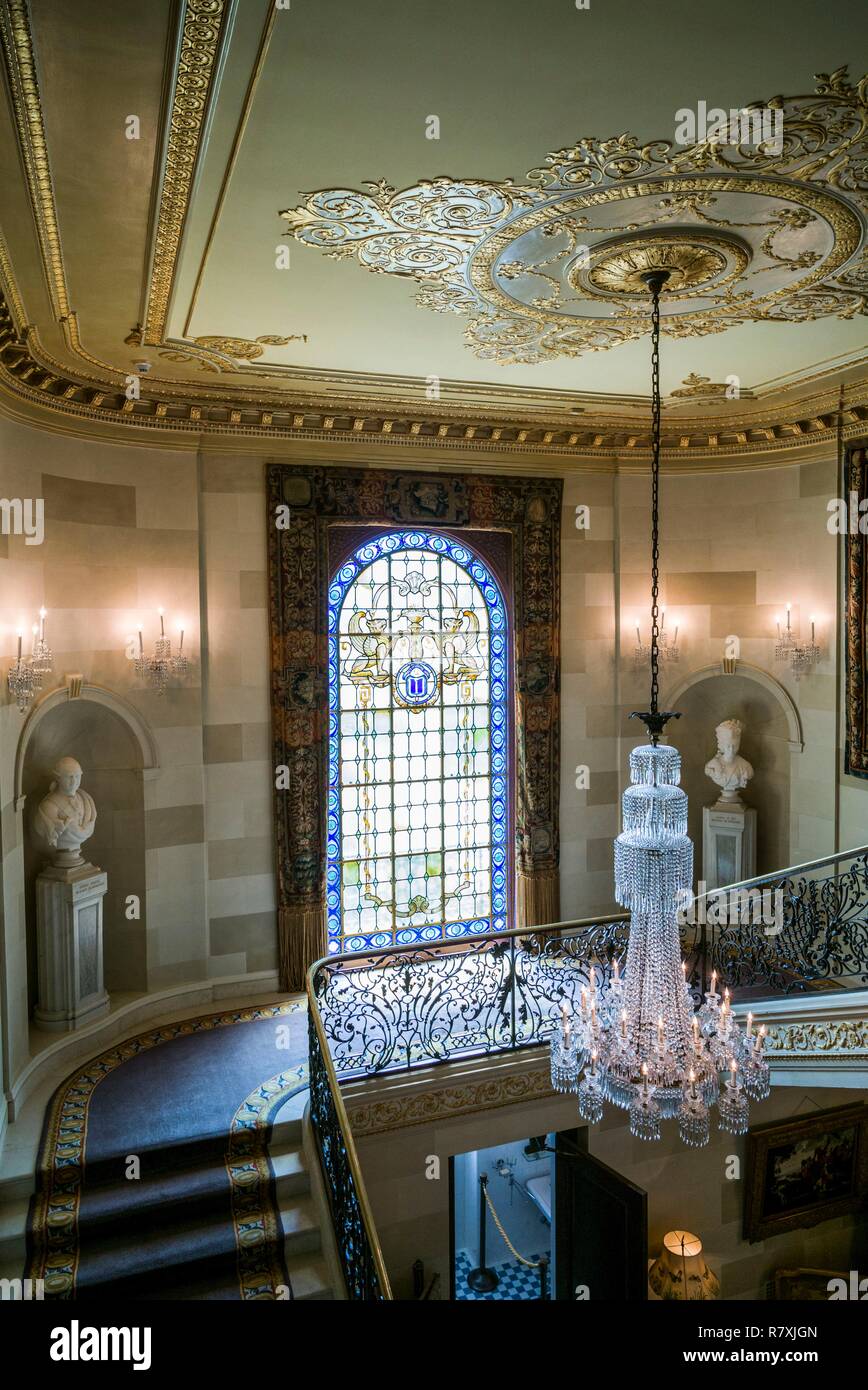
[704,719,754,806]
[32,756,97,868]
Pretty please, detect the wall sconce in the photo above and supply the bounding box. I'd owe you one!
[131,608,189,695]
[648,1229,719,1301]
[774,603,820,681]
[7,607,54,712]
[635,609,679,669]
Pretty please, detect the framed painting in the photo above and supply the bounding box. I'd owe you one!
[744,1102,868,1243]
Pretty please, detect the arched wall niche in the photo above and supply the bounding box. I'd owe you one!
[662,663,802,879]
[17,684,158,1008]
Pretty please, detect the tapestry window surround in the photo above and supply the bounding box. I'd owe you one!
[326,529,509,952]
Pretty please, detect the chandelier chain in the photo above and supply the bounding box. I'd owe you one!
[649,282,662,718]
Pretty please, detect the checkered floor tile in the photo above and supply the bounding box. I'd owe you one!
[455,1248,551,1300]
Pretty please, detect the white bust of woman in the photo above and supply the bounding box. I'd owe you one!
[32,756,97,867]
[704,719,754,806]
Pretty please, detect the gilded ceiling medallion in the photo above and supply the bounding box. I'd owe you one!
[579,233,747,298]
[280,68,868,364]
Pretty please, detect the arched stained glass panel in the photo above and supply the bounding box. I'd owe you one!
[327,530,508,952]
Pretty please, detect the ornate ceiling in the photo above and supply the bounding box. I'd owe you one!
[0,0,866,462]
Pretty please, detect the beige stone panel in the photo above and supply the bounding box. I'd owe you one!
[202,492,240,533]
[799,457,838,496]
[134,686,202,729]
[240,571,268,608]
[42,474,137,528]
[205,570,241,610]
[796,813,835,857]
[791,776,836,820]
[42,567,139,610]
[137,569,200,618]
[666,572,756,606]
[560,802,620,843]
[236,492,267,531]
[136,486,199,532]
[146,803,205,848]
[148,960,209,989]
[235,527,268,571]
[208,835,274,880]
[206,759,272,804]
[707,604,782,638]
[201,456,265,493]
[17,520,198,570]
[204,684,269,724]
[207,952,248,978]
[144,763,205,812]
[150,841,208,892]
[244,797,274,838]
[154,725,204,768]
[205,797,247,842]
[242,722,271,761]
[562,538,614,574]
[793,674,836,712]
[565,607,615,640]
[561,636,587,675]
[586,836,615,873]
[583,573,615,608]
[210,911,277,957]
[561,503,614,542]
[207,872,276,918]
[203,724,243,764]
[585,705,619,739]
[562,474,615,506]
[205,650,244,690]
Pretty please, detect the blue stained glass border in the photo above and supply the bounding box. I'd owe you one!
[327,530,509,953]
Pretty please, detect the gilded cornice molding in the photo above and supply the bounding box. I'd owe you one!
[2,292,866,461]
[0,0,69,319]
[140,0,232,345]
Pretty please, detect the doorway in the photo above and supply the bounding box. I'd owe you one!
[450,1129,648,1300]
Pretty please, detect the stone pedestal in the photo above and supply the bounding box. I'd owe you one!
[34,862,109,1031]
[702,804,757,891]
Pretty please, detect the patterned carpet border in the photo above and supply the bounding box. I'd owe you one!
[227,1062,309,1300]
[27,999,306,1298]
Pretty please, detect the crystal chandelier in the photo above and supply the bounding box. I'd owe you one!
[551,268,769,1144]
[774,604,820,681]
[7,608,54,713]
[134,609,189,694]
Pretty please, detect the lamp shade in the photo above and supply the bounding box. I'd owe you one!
[648,1230,720,1301]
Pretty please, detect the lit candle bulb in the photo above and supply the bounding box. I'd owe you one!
[138,625,144,655]
[158,607,165,637]
[39,606,46,639]
[673,624,679,645]
[620,1008,628,1041]
[692,1016,700,1047]
[16,630,22,662]
[590,1047,598,1073]
[710,970,717,995]
[612,957,620,981]
[636,623,641,646]
[775,614,781,638]
[580,985,588,1017]
[31,623,38,654]
[786,602,791,632]
[810,615,815,643]
[657,1014,665,1048]
[746,1011,753,1037]
[588,965,596,993]
[178,627,184,653]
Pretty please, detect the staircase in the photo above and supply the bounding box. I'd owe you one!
[0,1110,336,1301]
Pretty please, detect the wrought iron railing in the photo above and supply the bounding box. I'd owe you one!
[305,844,868,1297]
[306,986,393,1299]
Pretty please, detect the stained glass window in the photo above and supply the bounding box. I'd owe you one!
[327,530,508,952]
